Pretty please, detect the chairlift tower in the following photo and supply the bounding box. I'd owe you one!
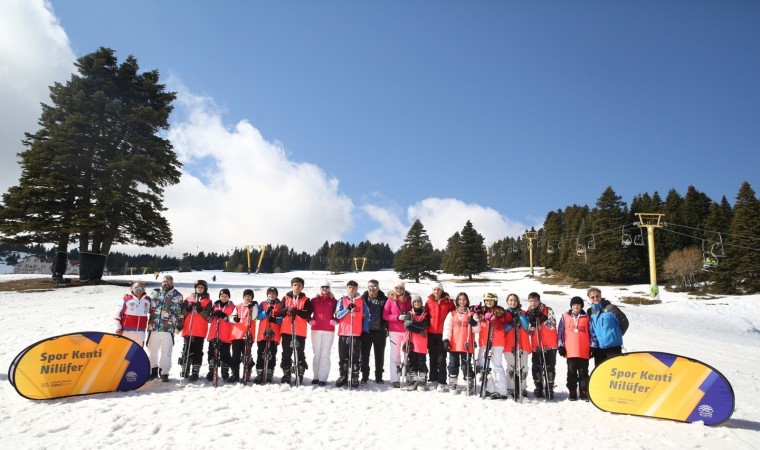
[523,230,538,276]
[245,244,268,274]
[636,213,665,300]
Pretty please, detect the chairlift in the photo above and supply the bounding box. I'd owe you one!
[621,226,632,247]
[587,235,596,251]
[547,243,555,254]
[512,244,518,253]
[633,228,645,246]
[576,239,586,256]
[711,233,726,258]
[701,241,718,271]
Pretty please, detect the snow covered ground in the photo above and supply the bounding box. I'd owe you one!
[1,268,759,449]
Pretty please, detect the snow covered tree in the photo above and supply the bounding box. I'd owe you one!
[0,47,180,280]
[394,219,436,283]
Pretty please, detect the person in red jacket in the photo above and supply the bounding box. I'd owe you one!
[334,280,370,388]
[442,292,479,394]
[404,295,430,391]
[310,280,338,386]
[475,292,509,399]
[229,289,258,383]
[253,287,283,385]
[425,282,456,392]
[558,296,598,401]
[526,292,558,399]
[206,288,236,382]
[179,280,212,381]
[115,281,151,347]
[277,277,312,386]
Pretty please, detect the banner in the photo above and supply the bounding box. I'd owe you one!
[589,352,734,426]
[8,331,150,400]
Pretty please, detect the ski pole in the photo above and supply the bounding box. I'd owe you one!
[536,320,551,401]
[213,310,221,388]
[348,300,355,389]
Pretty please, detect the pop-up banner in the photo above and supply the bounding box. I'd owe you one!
[8,331,150,400]
[589,352,734,426]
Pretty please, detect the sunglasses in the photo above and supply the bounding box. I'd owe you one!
[589,295,601,299]
[321,286,330,289]
[368,286,378,290]
[134,287,145,291]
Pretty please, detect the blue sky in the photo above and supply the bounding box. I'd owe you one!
[1,1,758,255]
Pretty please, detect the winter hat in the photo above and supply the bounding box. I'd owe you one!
[394,280,406,289]
[570,296,584,307]
[194,280,208,293]
[243,288,254,298]
[320,280,331,288]
[432,282,443,291]
[483,292,498,305]
[411,294,423,306]
[219,288,231,298]
[266,287,278,296]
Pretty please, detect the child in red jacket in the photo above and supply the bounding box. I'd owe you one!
[404,295,430,391]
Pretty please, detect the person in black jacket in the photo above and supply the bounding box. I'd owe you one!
[360,279,389,383]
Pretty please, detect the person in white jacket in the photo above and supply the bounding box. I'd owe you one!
[115,281,151,346]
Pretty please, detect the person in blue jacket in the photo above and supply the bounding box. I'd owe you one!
[586,287,629,368]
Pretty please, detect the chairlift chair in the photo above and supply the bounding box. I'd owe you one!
[547,244,555,254]
[575,238,586,256]
[621,226,632,247]
[711,233,726,258]
[587,235,596,251]
[633,228,645,246]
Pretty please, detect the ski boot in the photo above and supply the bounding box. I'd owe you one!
[534,382,545,398]
[336,363,348,387]
[448,376,458,394]
[228,368,240,384]
[375,371,384,384]
[548,371,556,399]
[417,372,428,391]
[297,366,306,385]
[406,372,419,391]
[206,364,215,381]
[350,364,360,388]
[253,369,264,385]
[149,367,159,380]
[190,365,201,382]
[221,364,230,382]
[579,389,589,401]
[466,378,475,396]
[568,387,578,401]
[281,368,292,386]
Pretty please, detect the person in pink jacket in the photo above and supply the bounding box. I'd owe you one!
[383,281,412,388]
[309,280,338,386]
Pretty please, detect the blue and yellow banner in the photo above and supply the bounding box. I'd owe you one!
[589,352,734,426]
[8,332,150,400]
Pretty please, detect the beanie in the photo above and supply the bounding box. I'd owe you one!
[570,296,584,307]
[243,288,254,298]
[219,288,231,298]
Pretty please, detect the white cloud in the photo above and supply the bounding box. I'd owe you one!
[0,0,75,194]
[363,197,529,250]
[128,88,355,256]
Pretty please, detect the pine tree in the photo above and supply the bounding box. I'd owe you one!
[0,47,180,280]
[587,187,642,282]
[394,220,436,283]
[441,232,461,274]
[450,221,488,280]
[726,182,760,293]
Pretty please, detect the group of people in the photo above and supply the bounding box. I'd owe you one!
[114,275,629,400]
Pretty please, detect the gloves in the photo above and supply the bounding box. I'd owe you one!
[195,302,203,313]
[347,303,356,311]
[443,339,450,351]
[263,328,275,339]
[233,317,241,323]
[213,310,227,319]
[484,312,493,321]
[402,342,413,353]
[329,319,338,326]
[558,346,566,357]
[286,306,295,316]
[185,302,193,312]
[398,314,408,321]
[473,305,484,315]
[247,301,258,309]
[266,305,274,314]
[308,319,315,326]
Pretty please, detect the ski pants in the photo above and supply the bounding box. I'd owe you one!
[311,330,335,382]
[231,339,253,372]
[566,357,590,391]
[388,331,405,383]
[448,351,475,380]
[122,330,146,346]
[531,348,557,386]
[256,340,278,370]
[280,334,307,372]
[504,347,530,391]
[427,333,447,384]
[207,340,232,370]
[180,335,205,367]
[593,346,622,369]
[338,335,361,367]
[360,330,387,380]
[478,345,507,395]
[146,331,174,375]
[408,352,428,375]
